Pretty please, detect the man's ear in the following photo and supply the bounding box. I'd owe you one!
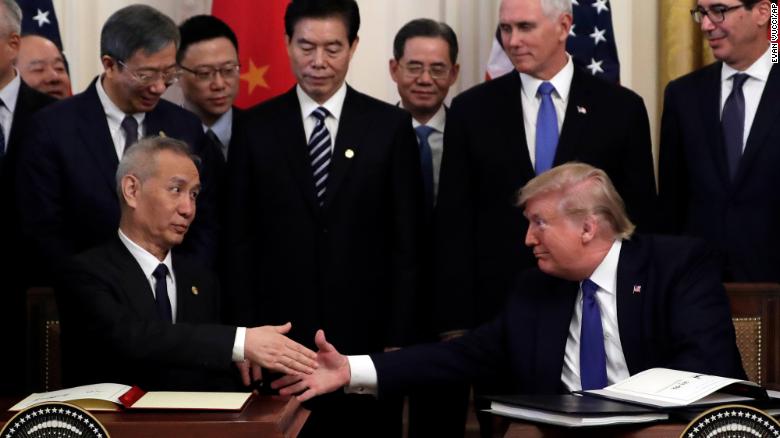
[581,214,598,243]
[121,174,141,209]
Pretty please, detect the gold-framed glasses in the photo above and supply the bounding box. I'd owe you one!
[179,63,241,82]
[117,60,180,86]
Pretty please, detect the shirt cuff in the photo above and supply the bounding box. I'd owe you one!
[344,355,378,396]
[232,327,246,362]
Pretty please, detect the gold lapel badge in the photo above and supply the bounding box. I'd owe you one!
[345,149,355,159]
[191,286,199,296]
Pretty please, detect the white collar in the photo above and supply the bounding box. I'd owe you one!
[0,70,21,113]
[519,55,574,102]
[721,45,773,83]
[409,104,446,133]
[585,239,622,295]
[204,107,233,143]
[117,228,173,280]
[96,75,145,125]
[297,81,348,121]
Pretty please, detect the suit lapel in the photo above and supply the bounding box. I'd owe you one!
[172,255,196,321]
[500,73,535,182]
[700,63,732,184]
[109,237,159,318]
[324,86,363,208]
[734,63,780,187]
[77,79,120,193]
[615,237,649,375]
[554,68,588,165]
[534,278,578,388]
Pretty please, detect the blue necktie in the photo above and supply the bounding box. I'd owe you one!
[309,107,332,206]
[722,73,749,180]
[414,125,435,209]
[121,115,139,153]
[580,278,607,390]
[535,81,558,175]
[152,264,173,323]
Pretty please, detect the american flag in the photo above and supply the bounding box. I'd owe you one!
[16,0,63,50]
[485,0,620,84]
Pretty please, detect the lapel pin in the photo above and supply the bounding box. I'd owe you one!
[345,149,355,159]
[159,131,167,138]
[191,286,199,296]
[632,284,641,294]
[577,106,587,114]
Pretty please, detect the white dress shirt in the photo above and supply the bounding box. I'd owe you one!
[560,239,630,391]
[96,77,145,160]
[297,82,347,149]
[0,71,21,153]
[720,46,773,152]
[519,56,574,168]
[407,104,446,199]
[117,229,245,361]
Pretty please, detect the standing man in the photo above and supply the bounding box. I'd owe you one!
[17,34,71,99]
[658,0,779,282]
[177,15,241,163]
[389,18,465,438]
[433,0,656,357]
[16,5,220,285]
[223,0,423,436]
[0,0,56,395]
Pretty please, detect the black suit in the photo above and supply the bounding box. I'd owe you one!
[373,235,745,397]
[224,85,423,437]
[433,68,657,335]
[56,236,237,391]
[0,80,55,395]
[658,62,780,281]
[15,77,220,283]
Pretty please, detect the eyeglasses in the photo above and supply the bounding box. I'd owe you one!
[399,63,452,80]
[179,63,241,83]
[117,60,180,86]
[690,4,744,23]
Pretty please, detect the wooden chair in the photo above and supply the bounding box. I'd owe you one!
[26,287,61,392]
[725,283,780,388]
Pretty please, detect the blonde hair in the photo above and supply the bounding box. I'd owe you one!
[517,162,635,239]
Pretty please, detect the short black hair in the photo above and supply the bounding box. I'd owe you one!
[177,15,238,64]
[284,0,360,45]
[393,18,459,64]
[100,4,179,61]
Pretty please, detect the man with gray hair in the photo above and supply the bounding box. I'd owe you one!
[15,4,220,288]
[0,0,56,395]
[273,162,744,411]
[55,136,318,391]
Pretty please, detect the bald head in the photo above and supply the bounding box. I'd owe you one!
[18,34,71,99]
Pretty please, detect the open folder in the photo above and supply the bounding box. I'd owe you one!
[9,383,253,412]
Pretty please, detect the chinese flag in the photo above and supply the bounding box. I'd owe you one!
[212,0,296,108]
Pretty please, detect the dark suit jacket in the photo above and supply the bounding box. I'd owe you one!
[658,63,780,281]
[433,68,657,334]
[223,85,423,354]
[0,81,55,394]
[373,235,745,397]
[15,77,220,283]
[56,236,237,391]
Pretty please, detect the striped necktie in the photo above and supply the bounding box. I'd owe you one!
[309,107,332,206]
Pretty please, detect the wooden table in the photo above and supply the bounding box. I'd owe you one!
[504,421,685,437]
[0,395,309,438]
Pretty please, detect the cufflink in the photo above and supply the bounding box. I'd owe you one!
[345,149,354,159]
[191,286,199,295]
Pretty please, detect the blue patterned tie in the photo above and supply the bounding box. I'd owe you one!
[722,73,749,180]
[580,278,607,390]
[152,264,173,323]
[535,81,558,175]
[414,125,435,209]
[309,107,332,206]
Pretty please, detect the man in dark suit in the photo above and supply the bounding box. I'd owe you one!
[432,0,657,345]
[272,163,745,404]
[223,0,422,435]
[56,136,317,391]
[17,34,72,100]
[658,0,778,282]
[15,5,220,286]
[0,0,56,395]
[177,14,242,165]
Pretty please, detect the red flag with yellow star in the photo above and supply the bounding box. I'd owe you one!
[212,0,295,108]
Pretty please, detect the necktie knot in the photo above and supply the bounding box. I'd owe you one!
[581,278,599,299]
[537,81,556,97]
[121,115,139,152]
[731,73,749,90]
[152,263,169,282]
[414,125,435,142]
[312,106,330,123]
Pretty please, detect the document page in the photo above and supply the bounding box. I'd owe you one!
[10,383,131,411]
[129,391,251,410]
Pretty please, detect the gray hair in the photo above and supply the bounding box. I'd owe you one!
[517,162,635,240]
[116,136,200,202]
[0,0,22,36]
[540,0,573,19]
[100,4,180,61]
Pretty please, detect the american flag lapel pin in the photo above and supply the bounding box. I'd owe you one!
[577,106,587,114]
[632,284,641,294]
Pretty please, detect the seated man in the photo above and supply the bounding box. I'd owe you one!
[274,162,745,400]
[56,136,317,391]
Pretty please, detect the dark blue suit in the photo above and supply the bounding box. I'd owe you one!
[372,235,745,397]
[15,77,219,283]
[658,62,780,282]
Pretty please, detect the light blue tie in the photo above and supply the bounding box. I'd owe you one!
[414,125,435,210]
[535,81,558,175]
[580,278,607,390]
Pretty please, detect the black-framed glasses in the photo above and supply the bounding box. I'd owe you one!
[179,63,241,82]
[400,63,452,80]
[690,4,744,23]
[117,60,180,86]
